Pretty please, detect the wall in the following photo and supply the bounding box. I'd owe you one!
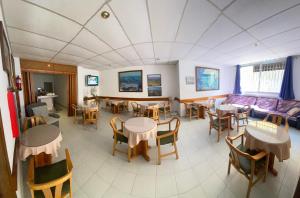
[293,56,300,100]
[100,64,178,98]
[77,66,100,104]
[31,73,54,93]
[53,74,68,107]
[177,60,235,115]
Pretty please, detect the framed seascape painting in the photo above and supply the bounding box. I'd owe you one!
[119,70,143,92]
[147,74,161,87]
[148,86,162,96]
[195,66,219,91]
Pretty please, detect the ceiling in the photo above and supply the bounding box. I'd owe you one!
[2,0,300,70]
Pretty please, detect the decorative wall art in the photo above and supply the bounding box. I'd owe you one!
[195,67,219,91]
[119,70,143,92]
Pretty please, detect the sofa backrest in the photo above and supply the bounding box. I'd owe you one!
[255,97,278,111]
[277,99,300,113]
[224,95,257,106]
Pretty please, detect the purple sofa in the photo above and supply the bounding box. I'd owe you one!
[223,94,300,129]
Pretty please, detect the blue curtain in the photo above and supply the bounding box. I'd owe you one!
[279,56,295,100]
[233,65,241,94]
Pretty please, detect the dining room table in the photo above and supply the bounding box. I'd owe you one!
[124,117,157,161]
[245,121,291,176]
[19,124,62,167]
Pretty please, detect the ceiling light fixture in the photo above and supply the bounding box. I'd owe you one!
[101,11,110,19]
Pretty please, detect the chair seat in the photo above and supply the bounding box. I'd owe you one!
[229,144,266,174]
[157,130,176,145]
[34,160,70,198]
[113,130,128,143]
[213,118,227,129]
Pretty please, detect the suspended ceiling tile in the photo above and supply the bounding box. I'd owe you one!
[11,43,57,58]
[176,0,220,43]
[109,0,152,44]
[54,53,85,63]
[261,27,300,48]
[85,5,130,49]
[116,46,140,61]
[213,32,256,53]
[153,42,172,59]
[148,0,186,42]
[184,46,209,60]
[90,55,113,65]
[169,43,193,59]
[224,0,300,28]
[7,27,67,51]
[130,59,144,66]
[142,59,156,65]
[210,0,234,10]
[2,0,82,42]
[197,16,242,48]
[13,53,51,62]
[72,29,112,54]
[61,43,97,59]
[101,51,127,64]
[25,0,107,24]
[248,5,300,40]
[134,43,154,59]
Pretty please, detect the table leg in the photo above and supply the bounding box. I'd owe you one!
[34,152,52,167]
[268,153,278,176]
[132,140,150,161]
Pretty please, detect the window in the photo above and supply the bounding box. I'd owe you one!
[240,61,285,93]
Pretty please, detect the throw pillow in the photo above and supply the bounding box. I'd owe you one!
[287,107,300,116]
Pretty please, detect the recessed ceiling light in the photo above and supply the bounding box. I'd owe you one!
[101,11,110,19]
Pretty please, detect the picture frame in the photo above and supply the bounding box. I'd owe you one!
[185,76,195,85]
[195,66,219,91]
[0,21,12,87]
[147,74,161,87]
[148,86,162,96]
[119,70,143,92]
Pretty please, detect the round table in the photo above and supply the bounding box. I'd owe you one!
[124,117,157,161]
[20,125,62,166]
[245,121,291,176]
[217,104,237,114]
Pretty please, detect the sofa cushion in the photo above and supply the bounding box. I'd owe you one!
[277,100,300,113]
[287,107,300,117]
[255,97,278,111]
[224,95,257,106]
[32,105,48,117]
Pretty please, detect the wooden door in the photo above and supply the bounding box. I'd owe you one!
[68,74,77,116]
[0,110,16,198]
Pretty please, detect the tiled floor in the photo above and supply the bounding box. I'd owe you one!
[22,109,300,198]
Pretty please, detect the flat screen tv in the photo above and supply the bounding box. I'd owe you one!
[86,75,99,86]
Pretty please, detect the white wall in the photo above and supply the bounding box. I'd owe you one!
[293,56,300,100]
[177,60,235,115]
[100,64,178,98]
[32,73,54,92]
[77,66,100,104]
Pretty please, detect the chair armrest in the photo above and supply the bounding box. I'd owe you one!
[227,132,244,142]
[220,116,231,120]
[157,131,174,139]
[251,151,267,161]
[48,113,60,118]
[157,120,171,125]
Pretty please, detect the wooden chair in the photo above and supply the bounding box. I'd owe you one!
[103,99,111,111]
[110,117,131,162]
[159,100,171,119]
[131,102,141,117]
[184,102,198,120]
[235,105,251,133]
[156,117,180,165]
[27,149,73,198]
[83,109,99,129]
[263,113,289,130]
[71,104,83,124]
[225,134,269,198]
[146,105,160,121]
[207,110,231,142]
[122,100,129,112]
[23,116,46,132]
[207,98,216,111]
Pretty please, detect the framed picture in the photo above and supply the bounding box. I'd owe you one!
[0,21,12,87]
[185,76,195,85]
[195,66,219,91]
[119,70,143,92]
[148,86,162,96]
[147,74,161,86]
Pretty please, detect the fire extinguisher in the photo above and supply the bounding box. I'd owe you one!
[16,75,22,90]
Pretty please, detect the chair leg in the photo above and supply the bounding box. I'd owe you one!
[157,141,161,165]
[217,129,220,142]
[246,180,252,198]
[209,125,212,135]
[227,159,231,175]
[173,140,179,160]
[264,154,270,182]
[127,147,131,162]
[112,140,116,156]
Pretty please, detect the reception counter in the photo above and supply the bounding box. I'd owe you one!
[37,95,58,111]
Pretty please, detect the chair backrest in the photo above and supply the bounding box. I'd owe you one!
[110,117,124,134]
[83,109,98,121]
[264,113,283,126]
[225,136,251,173]
[131,102,139,111]
[165,117,181,138]
[184,102,192,110]
[23,116,46,132]
[147,105,160,121]
[28,149,73,198]
[207,98,216,108]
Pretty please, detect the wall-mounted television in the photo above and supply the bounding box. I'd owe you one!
[86,75,99,86]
